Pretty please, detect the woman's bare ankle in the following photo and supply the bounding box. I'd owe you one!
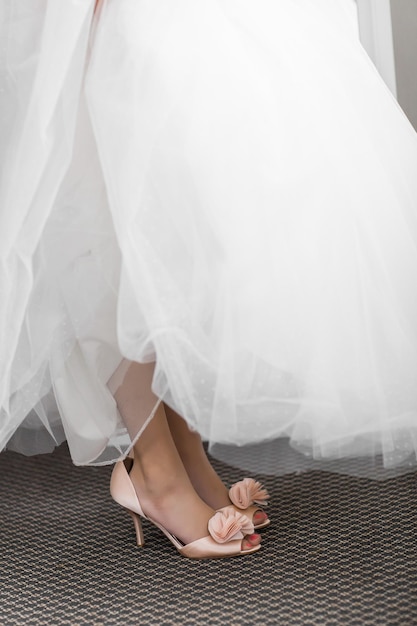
[164,405,233,508]
[128,460,215,544]
[128,458,260,549]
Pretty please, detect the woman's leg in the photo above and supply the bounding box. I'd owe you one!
[164,403,231,508]
[114,362,260,549]
[164,404,269,526]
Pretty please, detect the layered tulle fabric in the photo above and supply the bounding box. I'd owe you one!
[0,1,128,463]
[1,0,417,474]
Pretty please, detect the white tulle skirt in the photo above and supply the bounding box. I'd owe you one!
[1,0,417,475]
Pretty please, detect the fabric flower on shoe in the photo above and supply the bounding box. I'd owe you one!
[229,478,270,509]
[208,507,254,543]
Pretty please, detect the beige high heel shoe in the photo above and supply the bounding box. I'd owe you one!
[225,478,271,530]
[110,459,261,560]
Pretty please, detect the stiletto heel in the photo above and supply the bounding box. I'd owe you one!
[125,508,145,547]
[111,459,260,560]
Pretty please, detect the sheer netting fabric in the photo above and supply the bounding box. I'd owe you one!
[1,0,417,475]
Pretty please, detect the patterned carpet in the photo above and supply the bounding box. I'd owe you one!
[1,443,416,625]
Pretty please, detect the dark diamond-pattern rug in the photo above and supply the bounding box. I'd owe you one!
[0,443,416,625]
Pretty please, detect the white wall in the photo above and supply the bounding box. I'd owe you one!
[356,0,397,96]
[356,0,417,130]
[390,0,417,129]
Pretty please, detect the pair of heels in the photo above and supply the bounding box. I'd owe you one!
[110,459,270,560]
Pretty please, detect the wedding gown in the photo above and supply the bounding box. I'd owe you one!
[1,0,417,475]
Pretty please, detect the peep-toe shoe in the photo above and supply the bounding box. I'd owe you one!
[110,459,261,560]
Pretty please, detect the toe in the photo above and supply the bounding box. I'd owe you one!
[242,533,261,551]
[253,510,269,525]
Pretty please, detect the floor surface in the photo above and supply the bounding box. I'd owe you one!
[1,444,416,625]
